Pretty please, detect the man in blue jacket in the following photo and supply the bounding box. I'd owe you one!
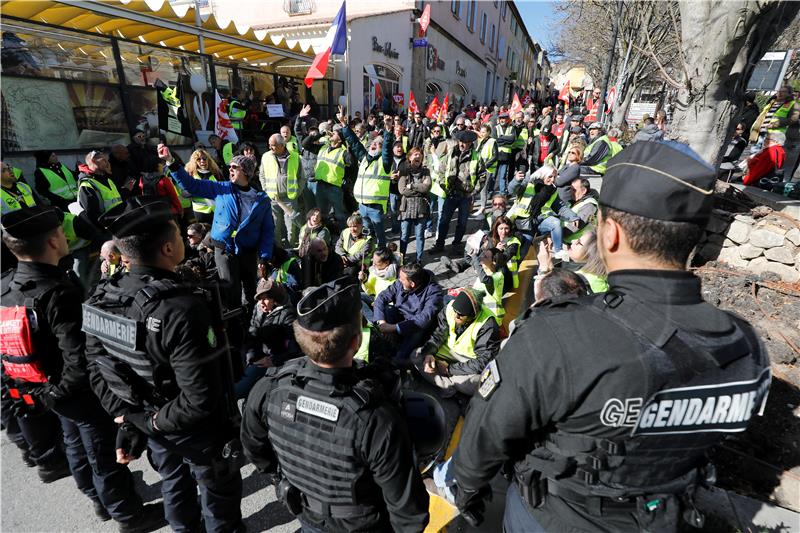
[160,145,274,309]
[373,262,443,364]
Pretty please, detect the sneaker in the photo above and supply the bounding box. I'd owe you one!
[424,229,435,239]
[38,459,72,483]
[118,503,167,533]
[93,500,111,522]
[21,449,35,468]
[553,250,570,262]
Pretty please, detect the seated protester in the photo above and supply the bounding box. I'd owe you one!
[439,228,492,275]
[359,246,399,300]
[184,222,209,261]
[743,131,786,186]
[301,238,343,288]
[562,177,599,245]
[99,240,123,278]
[185,232,216,277]
[719,122,748,175]
[298,207,331,258]
[471,247,511,325]
[264,245,301,293]
[532,267,589,306]
[507,165,557,253]
[536,160,588,261]
[490,216,522,288]
[485,194,509,231]
[236,278,300,399]
[568,230,608,294]
[373,262,444,364]
[412,288,500,396]
[335,212,375,278]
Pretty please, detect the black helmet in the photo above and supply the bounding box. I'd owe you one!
[401,391,448,473]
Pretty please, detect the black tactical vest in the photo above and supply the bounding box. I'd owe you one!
[82,275,186,407]
[524,291,770,500]
[266,358,383,515]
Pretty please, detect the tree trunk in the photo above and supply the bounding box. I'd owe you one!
[611,79,638,129]
[668,0,800,165]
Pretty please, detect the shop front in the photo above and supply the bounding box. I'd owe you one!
[422,26,487,111]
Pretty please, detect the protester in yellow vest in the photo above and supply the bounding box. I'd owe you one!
[261,134,302,248]
[280,125,299,154]
[567,230,608,294]
[33,151,78,211]
[184,149,221,224]
[359,247,399,299]
[424,124,448,239]
[581,123,622,175]
[335,213,375,278]
[209,134,236,170]
[78,151,123,231]
[1,161,37,215]
[412,288,500,396]
[471,247,510,325]
[313,123,352,230]
[476,124,499,216]
[99,239,124,279]
[491,215,522,288]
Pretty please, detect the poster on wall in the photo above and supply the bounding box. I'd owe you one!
[155,78,193,139]
[65,83,128,146]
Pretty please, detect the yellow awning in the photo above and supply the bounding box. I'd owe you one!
[0,0,316,65]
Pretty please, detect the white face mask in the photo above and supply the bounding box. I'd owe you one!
[368,146,381,157]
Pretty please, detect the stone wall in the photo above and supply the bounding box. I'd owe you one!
[696,208,800,283]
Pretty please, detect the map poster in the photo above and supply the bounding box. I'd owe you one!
[2,77,80,151]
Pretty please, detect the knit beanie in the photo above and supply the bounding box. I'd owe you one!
[230,154,255,177]
[452,289,478,318]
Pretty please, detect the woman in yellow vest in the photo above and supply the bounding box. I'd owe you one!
[335,213,375,278]
[471,247,511,325]
[1,161,37,215]
[412,288,501,396]
[567,230,608,294]
[491,215,522,289]
[33,151,78,211]
[359,246,399,300]
[184,149,222,224]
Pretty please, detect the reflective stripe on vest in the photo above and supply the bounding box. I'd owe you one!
[62,213,90,252]
[504,236,522,289]
[479,138,498,173]
[276,257,297,285]
[437,302,495,360]
[495,125,514,153]
[585,136,621,175]
[354,158,391,210]
[39,165,78,200]
[340,230,372,265]
[1,183,36,214]
[191,173,217,214]
[315,146,346,187]
[473,270,505,324]
[263,151,300,200]
[79,177,123,214]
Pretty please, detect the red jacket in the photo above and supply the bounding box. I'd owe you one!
[138,175,183,215]
[743,144,785,186]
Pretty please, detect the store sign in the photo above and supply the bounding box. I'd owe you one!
[427,46,445,71]
[456,60,466,77]
[393,93,405,106]
[372,37,399,59]
[413,38,428,48]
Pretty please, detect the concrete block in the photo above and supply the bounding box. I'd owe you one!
[749,229,786,249]
[738,243,764,260]
[764,246,796,265]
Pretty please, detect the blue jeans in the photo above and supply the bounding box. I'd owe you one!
[427,195,445,232]
[400,218,426,262]
[436,196,470,247]
[496,162,511,195]
[388,193,401,233]
[315,181,347,230]
[56,396,143,522]
[537,216,563,252]
[504,483,548,532]
[359,203,386,248]
[148,433,243,532]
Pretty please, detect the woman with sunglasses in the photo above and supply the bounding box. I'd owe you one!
[162,144,274,309]
[185,149,222,224]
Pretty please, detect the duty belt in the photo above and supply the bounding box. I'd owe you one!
[546,480,639,515]
[302,494,375,519]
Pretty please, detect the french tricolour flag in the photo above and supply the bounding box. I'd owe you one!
[304,1,347,88]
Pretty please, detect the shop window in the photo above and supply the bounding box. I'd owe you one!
[480,13,487,43]
[1,20,118,83]
[363,64,400,115]
[426,82,443,105]
[466,1,476,32]
[117,41,209,89]
[2,77,128,152]
[214,65,234,92]
[239,69,276,102]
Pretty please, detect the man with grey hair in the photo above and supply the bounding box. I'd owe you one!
[261,133,302,247]
[743,130,786,186]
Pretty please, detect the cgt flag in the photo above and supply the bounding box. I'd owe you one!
[408,90,419,115]
[437,93,449,122]
[214,89,238,143]
[509,92,523,115]
[425,95,440,120]
[559,80,571,105]
[305,1,346,88]
[522,91,531,106]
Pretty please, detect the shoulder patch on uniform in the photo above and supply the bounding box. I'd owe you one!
[296,395,339,422]
[280,401,296,421]
[82,304,139,351]
[478,359,502,400]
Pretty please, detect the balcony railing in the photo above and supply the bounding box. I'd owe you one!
[284,0,315,15]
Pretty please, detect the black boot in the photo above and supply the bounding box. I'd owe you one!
[118,503,167,533]
[37,457,71,483]
[93,500,111,522]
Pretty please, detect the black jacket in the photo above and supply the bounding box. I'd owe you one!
[421,302,500,376]
[85,266,227,434]
[246,303,300,366]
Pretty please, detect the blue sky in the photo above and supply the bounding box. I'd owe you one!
[515,0,560,51]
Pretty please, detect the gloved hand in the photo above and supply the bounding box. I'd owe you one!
[454,484,492,527]
[30,386,57,412]
[115,422,147,460]
[123,411,158,436]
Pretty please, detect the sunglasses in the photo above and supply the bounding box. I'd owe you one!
[197,156,207,161]
[456,123,466,127]
[229,164,240,170]
[492,202,505,207]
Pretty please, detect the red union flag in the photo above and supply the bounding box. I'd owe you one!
[438,93,449,122]
[408,90,419,114]
[509,92,523,115]
[559,80,571,105]
[425,95,440,119]
[419,4,431,35]
[522,91,531,106]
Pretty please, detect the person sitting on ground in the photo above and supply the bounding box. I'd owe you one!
[236,278,300,400]
[720,122,748,176]
[562,177,599,245]
[471,247,511,325]
[373,262,444,364]
[335,212,374,278]
[491,215,521,289]
[359,246,400,300]
[263,245,301,293]
[743,131,786,187]
[412,288,500,396]
[537,231,608,294]
[99,240,123,278]
[298,207,331,257]
[184,222,209,261]
[484,193,509,231]
[301,238,343,288]
[532,266,589,306]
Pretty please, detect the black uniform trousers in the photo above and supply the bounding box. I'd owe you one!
[1,387,63,465]
[147,432,243,533]
[54,393,143,522]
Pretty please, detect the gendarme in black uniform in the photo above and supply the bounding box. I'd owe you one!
[82,197,243,532]
[0,206,163,531]
[452,141,771,532]
[241,277,429,532]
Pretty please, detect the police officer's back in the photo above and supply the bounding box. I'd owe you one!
[451,142,771,532]
[241,277,430,532]
[83,197,243,532]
